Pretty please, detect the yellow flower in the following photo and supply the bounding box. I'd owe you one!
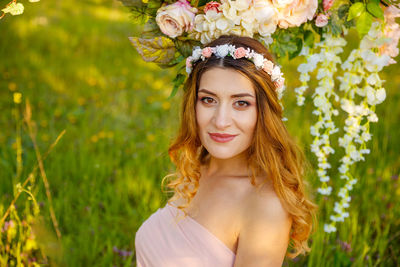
[142,0,149,3]
[77,97,86,106]
[24,238,38,251]
[13,92,22,104]
[162,101,171,110]
[90,135,99,143]
[147,134,155,142]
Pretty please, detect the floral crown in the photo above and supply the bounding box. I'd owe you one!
[185,44,285,99]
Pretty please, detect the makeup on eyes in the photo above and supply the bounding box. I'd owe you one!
[199,97,251,108]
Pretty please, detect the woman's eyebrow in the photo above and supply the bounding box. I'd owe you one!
[198,88,255,98]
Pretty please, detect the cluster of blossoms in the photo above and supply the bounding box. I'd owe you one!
[1,2,23,17]
[296,31,346,196]
[295,4,399,233]
[155,0,318,44]
[324,18,397,233]
[185,43,285,98]
[189,0,317,44]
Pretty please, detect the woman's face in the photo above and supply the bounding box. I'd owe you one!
[196,67,258,160]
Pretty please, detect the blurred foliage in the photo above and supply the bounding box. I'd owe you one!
[0,0,399,266]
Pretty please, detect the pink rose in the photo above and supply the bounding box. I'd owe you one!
[274,77,285,89]
[234,47,247,58]
[262,60,274,75]
[202,47,213,58]
[323,0,334,11]
[156,0,198,38]
[204,1,221,13]
[315,13,329,27]
[273,0,318,29]
[186,56,193,68]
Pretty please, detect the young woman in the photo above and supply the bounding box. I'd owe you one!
[135,34,317,267]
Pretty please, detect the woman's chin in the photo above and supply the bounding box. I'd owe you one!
[206,149,241,160]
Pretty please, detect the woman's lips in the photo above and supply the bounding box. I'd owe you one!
[208,133,237,143]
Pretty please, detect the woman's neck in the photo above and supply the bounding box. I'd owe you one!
[203,152,252,178]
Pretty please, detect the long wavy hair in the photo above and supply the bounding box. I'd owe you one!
[161,34,318,258]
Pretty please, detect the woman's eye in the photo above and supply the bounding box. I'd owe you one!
[201,97,214,104]
[235,100,249,108]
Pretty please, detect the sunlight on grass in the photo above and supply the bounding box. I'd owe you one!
[0,0,399,265]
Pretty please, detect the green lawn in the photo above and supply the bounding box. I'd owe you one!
[0,0,399,266]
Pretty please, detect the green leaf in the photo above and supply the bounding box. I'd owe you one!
[128,36,176,64]
[347,2,365,21]
[304,30,314,47]
[174,38,200,57]
[284,41,298,53]
[367,2,384,20]
[330,13,343,35]
[168,73,186,99]
[128,6,151,25]
[357,11,374,37]
[140,18,162,39]
[338,4,350,20]
[147,0,163,15]
[288,38,303,60]
[280,32,292,43]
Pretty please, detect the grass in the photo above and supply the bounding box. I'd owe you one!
[0,0,399,266]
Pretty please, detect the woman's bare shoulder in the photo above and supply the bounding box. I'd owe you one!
[238,177,290,228]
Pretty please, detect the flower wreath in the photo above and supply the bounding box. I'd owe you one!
[186,44,285,99]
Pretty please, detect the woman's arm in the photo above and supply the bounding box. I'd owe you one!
[234,190,292,267]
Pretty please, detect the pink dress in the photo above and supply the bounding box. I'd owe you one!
[135,203,236,267]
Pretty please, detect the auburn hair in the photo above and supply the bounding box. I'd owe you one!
[161,34,318,258]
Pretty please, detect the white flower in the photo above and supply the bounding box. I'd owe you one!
[216,17,233,31]
[368,113,378,122]
[339,164,348,173]
[259,34,274,45]
[317,186,332,195]
[2,2,24,16]
[232,0,251,10]
[360,149,370,154]
[192,47,202,60]
[221,2,239,23]
[271,65,282,80]
[375,88,386,103]
[253,53,264,68]
[320,175,330,182]
[324,224,337,233]
[253,0,278,35]
[361,132,372,142]
[366,73,380,85]
[215,44,230,58]
[366,86,376,105]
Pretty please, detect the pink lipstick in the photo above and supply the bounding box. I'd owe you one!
[208,133,237,143]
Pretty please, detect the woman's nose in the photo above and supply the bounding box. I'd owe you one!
[213,103,232,129]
